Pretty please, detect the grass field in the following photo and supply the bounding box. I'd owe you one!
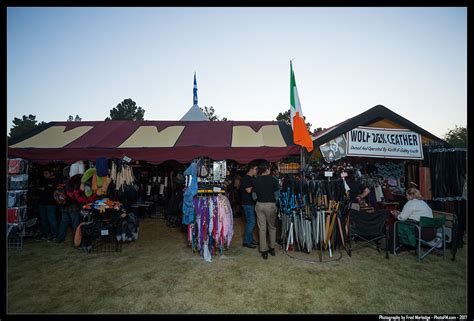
[7,216,467,314]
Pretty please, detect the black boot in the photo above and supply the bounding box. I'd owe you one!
[268,248,275,256]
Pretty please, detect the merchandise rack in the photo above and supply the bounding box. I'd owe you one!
[7,158,29,250]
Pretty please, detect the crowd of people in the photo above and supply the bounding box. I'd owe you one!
[37,166,81,244]
[34,160,438,258]
[237,161,280,259]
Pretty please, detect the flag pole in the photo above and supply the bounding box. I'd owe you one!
[300,146,304,196]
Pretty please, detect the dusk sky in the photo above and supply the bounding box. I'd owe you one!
[7,7,467,138]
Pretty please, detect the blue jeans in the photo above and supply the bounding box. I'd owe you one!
[58,211,80,242]
[39,205,58,238]
[242,205,256,244]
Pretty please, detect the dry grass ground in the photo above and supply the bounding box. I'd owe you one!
[7,216,467,314]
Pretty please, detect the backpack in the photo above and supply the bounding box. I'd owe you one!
[53,184,67,205]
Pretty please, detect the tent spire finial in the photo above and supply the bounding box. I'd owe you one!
[193,72,198,106]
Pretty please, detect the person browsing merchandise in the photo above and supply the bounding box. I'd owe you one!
[38,169,59,241]
[252,162,280,260]
[57,166,81,244]
[239,162,259,249]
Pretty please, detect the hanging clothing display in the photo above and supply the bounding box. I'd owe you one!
[428,148,466,200]
[189,193,233,261]
[182,162,198,225]
[107,159,138,209]
[69,160,85,177]
[8,158,28,175]
[374,161,406,195]
[359,176,384,205]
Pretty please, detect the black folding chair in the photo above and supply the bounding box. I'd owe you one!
[347,209,390,259]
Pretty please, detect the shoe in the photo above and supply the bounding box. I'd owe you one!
[243,243,257,249]
[261,251,268,260]
[251,240,259,246]
[268,248,275,256]
[48,237,57,243]
[426,237,443,249]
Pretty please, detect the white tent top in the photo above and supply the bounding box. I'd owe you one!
[180,104,209,121]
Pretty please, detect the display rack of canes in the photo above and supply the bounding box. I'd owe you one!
[279,188,347,262]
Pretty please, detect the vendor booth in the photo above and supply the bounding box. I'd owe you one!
[311,104,445,199]
[308,105,466,256]
[8,120,301,258]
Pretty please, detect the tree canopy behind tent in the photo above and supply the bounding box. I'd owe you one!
[200,106,227,121]
[8,114,47,142]
[276,109,315,133]
[443,125,466,148]
[67,115,82,121]
[106,98,145,120]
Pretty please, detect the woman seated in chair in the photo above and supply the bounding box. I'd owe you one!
[390,187,436,241]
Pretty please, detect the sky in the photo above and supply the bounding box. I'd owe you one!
[7,7,467,138]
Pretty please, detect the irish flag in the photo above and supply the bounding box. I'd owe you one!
[290,61,313,152]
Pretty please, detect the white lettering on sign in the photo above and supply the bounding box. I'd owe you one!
[346,126,423,159]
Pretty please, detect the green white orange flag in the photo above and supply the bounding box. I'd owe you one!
[290,61,313,152]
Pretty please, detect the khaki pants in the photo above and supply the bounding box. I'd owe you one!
[255,202,277,252]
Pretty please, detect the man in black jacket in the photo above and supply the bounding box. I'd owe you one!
[252,162,280,259]
[240,162,259,249]
[38,169,58,241]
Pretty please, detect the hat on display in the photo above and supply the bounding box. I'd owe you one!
[70,161,85,177]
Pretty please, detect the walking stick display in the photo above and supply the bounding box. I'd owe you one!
[278,179,348,262]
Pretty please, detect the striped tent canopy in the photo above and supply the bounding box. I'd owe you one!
[8,120,301,164]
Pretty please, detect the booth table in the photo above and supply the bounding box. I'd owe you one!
[381,202,399,211]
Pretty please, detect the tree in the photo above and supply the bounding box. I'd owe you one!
[444,125,466,148]
[8,114,47,141]
[276,110,312,132]
[313,127,325,135]
[67,115,82,121]
[200,106,227,121]
[106,98,145,120]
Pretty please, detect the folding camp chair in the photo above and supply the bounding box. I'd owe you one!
[432,210,458,261]
[393,215,446,262]
[347,209,389,259]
